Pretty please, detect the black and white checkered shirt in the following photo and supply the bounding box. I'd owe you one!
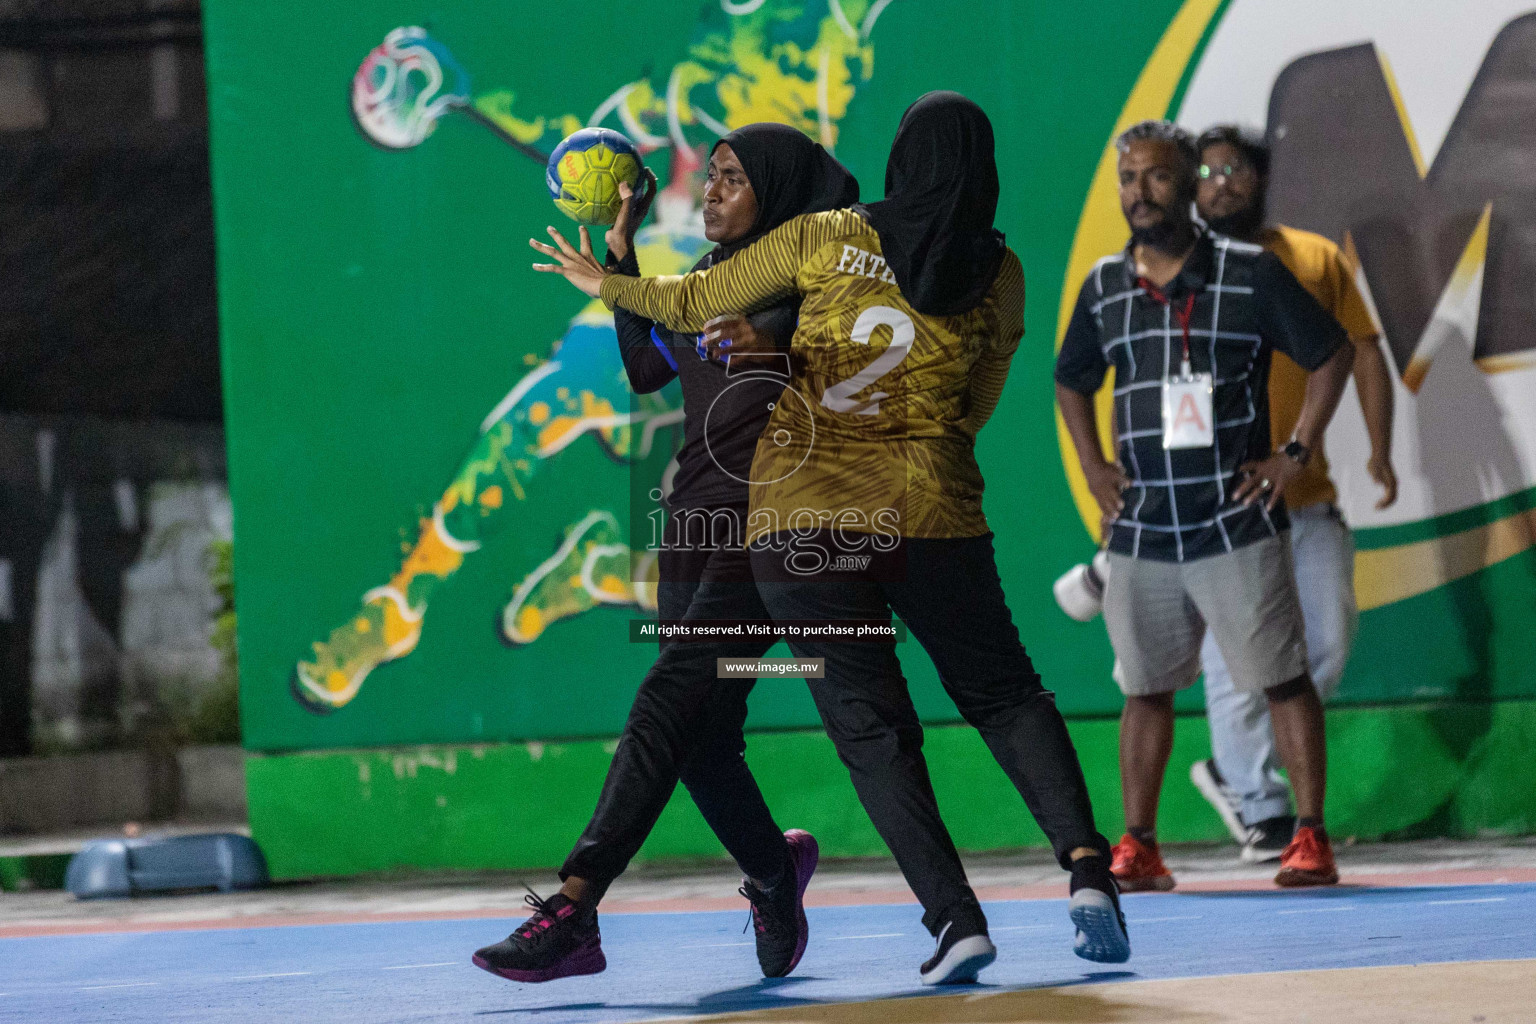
[1055,231,1345,562]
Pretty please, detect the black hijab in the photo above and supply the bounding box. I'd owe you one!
[708,122,860,262]
[856,91,1005,316]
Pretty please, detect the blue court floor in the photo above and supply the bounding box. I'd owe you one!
[2,883,1532,1023]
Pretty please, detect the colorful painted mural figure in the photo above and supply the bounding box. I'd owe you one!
[294,1,890,711]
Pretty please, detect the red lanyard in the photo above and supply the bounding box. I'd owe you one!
[1138,278,1197,367]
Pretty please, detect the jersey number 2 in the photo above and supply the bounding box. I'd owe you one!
[820,305,914,417]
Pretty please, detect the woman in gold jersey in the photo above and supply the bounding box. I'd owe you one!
[534,92,1129,984]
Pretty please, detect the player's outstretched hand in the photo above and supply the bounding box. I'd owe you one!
[531,225,606,298]
[605,169,659,264]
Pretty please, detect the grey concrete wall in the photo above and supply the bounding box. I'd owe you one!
[175,745,247,820]
[0,744,244,834]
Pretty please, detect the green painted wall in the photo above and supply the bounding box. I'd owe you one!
[247,700,1536,879]
[204,0,1206,753]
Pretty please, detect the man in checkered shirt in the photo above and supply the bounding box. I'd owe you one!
[1054,120,1354,892]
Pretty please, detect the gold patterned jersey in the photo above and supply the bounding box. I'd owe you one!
[600,209,1025,542]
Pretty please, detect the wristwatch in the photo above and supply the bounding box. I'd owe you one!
[1283,439,1312,466]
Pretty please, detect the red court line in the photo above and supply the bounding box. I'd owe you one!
[3,866,1532,939]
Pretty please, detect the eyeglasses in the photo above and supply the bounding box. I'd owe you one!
[1198,162,1252,182]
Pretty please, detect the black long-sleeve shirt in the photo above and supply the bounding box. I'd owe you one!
[612,249,796,512]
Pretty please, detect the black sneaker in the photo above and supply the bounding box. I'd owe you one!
[1241,815,1297,864]
[739,829,819,978]
[919,901,996,986]
[1189,758,1249,846]
[472,889,606,983]
[1069,856,1131,964]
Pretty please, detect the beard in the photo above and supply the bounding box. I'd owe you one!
[1128,209,1193,251]
[1203,194,1266,238]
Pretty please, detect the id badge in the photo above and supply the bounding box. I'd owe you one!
[1161,371,1215,449]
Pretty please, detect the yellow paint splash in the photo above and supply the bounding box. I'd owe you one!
[709,13,873,144]
[391,517,465,589]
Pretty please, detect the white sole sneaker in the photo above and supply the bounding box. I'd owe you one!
[1240,840,1288,864]
[1070,888,1131,964]
[919,934,996,986]
[1189,759,1250,846]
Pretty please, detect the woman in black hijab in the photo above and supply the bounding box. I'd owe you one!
[474,124,857,988]
[532,89,1130,986]
[610,122,860,508]
[857,90,1006,316]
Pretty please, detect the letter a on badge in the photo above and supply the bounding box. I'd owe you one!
[1173,393,1207,433]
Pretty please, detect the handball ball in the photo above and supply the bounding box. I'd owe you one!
[546,128,642,226]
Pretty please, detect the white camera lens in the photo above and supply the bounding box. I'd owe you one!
[1052,553,1110,622]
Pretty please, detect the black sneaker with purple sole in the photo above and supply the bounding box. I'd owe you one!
[740,829,819,978]
[472,889,606,983]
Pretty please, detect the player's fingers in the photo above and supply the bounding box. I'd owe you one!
[578,225,594,259]
[702,315,744,343]
[530,241,575,269]
[618,181,633,201]
[632,170,659,220]
[546,225,580,259]
[532,263,562,273]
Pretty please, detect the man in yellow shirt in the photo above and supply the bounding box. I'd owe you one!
[1189,124,1399,861]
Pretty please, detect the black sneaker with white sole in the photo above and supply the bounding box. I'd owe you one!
[920,901,995,986]
[1240,815,1296,863]
[1068,856,1130,964]
[1189,758,1249,847]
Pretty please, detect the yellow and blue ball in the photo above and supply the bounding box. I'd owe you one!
[545,128,642,226]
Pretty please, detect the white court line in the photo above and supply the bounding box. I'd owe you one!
[1426,897,1507,906]
[677,942,752,949]
[78,982,160,991]
[230,972,313,980]
[827,933,905,941]
[381,962,457,970]
[1276,906,1356,915]
[1129,915,1203,923]
[991,925,1052,932]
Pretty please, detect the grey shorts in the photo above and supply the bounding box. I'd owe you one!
[1104,534,1309,697]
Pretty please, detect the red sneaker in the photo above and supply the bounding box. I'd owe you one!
[1274,825,1339,887]
[1110,833,1176,892]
